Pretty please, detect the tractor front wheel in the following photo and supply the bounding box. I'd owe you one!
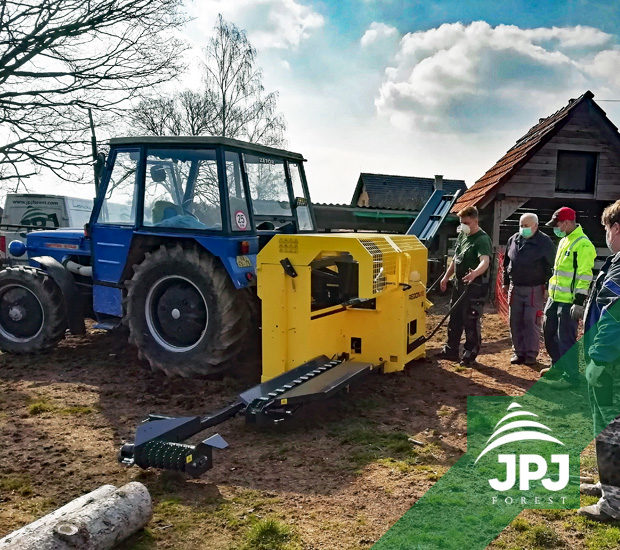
[0,266,66,353]
[125,244,251,377]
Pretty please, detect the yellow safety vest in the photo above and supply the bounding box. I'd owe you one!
[548,225,597,304]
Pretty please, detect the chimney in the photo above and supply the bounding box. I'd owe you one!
[434,174,443,191]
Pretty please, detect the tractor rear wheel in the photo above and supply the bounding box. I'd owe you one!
[125,244,251,377]
[0,266,66,353]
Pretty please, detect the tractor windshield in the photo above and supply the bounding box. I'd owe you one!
[143,149,222,230]
[243,154,292,219]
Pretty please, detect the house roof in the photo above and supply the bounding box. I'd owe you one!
[451,90,618,212]
[351,173,466,210]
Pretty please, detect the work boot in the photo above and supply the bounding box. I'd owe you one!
[437,346,459,361]
[542,378,574,390]
[524,357,537,366]
[460,351,476,366]
[577,502,619,523]
[539,367,562,379]
[580,482,602,497]
[510,354,524,365]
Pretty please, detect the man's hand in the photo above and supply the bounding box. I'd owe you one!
[585,361,606,387]
[440,277,449,293]
[570,303,585,322]
[462,270,477,284]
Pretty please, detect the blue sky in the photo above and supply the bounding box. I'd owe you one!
[48,1,620,204]
[321,1,620,37]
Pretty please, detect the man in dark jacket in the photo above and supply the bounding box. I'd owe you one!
[503,213,555,366]
[578,199,620,522]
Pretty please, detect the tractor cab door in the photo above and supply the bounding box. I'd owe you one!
[241,153,314,249]
[89,147,141,320]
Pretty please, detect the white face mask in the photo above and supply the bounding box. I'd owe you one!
[457,223,471,236]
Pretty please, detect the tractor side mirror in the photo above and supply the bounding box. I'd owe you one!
[93,152,106,193]
[150,166,167,183]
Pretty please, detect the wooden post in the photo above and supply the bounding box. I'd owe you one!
[0,482,152,550]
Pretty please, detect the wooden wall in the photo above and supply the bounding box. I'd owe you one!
[502,101,620,201]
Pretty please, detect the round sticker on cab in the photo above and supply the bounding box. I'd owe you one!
[235,210,248,230]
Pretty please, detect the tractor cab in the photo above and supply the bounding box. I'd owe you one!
[97,136,315,241]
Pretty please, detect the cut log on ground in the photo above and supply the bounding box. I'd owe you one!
[0,482,152,549]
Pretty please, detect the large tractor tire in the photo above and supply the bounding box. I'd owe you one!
[125,244,252,377]
[0,266,67,353]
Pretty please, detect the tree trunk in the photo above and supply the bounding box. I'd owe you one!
[0,482,152,549]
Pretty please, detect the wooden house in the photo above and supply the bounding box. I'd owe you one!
[452,91,620,252]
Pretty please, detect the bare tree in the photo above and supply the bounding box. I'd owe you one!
[0,0,188,190]
[130,14,286,147]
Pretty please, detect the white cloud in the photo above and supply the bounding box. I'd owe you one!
[188,0,324,50]
[361,22,398,48]
[587,49,620,87]
[375,21,619,132]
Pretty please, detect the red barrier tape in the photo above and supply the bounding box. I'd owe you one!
[494,250,509,324]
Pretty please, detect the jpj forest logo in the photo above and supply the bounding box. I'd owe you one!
[475,401,571,506]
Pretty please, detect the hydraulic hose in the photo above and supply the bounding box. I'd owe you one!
[424,283,471,342]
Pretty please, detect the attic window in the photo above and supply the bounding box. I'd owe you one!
[555,150,597,193]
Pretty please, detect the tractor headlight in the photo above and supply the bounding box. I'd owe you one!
[8,240,26,257]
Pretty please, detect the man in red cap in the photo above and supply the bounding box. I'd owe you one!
[541,206,597,387]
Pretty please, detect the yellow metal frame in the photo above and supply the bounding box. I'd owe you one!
[257,234,430,382]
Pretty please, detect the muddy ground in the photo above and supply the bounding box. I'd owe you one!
[0,297,615,549]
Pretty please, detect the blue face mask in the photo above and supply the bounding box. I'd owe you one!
[519,227,533,239]
[554,227,566,238]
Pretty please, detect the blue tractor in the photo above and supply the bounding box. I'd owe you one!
[0,136,315,376]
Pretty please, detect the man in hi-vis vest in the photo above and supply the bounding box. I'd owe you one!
[541,206,597,387]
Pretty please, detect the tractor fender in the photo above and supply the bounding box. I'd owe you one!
[31,256,86,335]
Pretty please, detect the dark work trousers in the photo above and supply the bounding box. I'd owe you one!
[543,299,578,380]
[445,280,486,359]
[589,368,620,518]
[509,285,545,361]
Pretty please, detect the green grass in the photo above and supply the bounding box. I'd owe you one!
[584,524,620,549]
[0,474,33,496]
[520,524,561,547]
[330,418,423,470]
[58,405,96,415]
[121,528,156,549]
[241,518,299,550]
[510,517,531,532]
[26,397,96,416]
[580,453,598,474]
[334,415,447,473]
[27,400,54,415]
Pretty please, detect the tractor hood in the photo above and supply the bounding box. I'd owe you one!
[25,229,91,262]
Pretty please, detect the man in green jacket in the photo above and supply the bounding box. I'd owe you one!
[439,205,493,366]
[578,199,620,521]
[542,206,597,387]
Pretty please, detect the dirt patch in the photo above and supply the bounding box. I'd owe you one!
[0,300,607,549]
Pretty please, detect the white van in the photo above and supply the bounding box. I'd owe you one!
[0,194,93,263]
